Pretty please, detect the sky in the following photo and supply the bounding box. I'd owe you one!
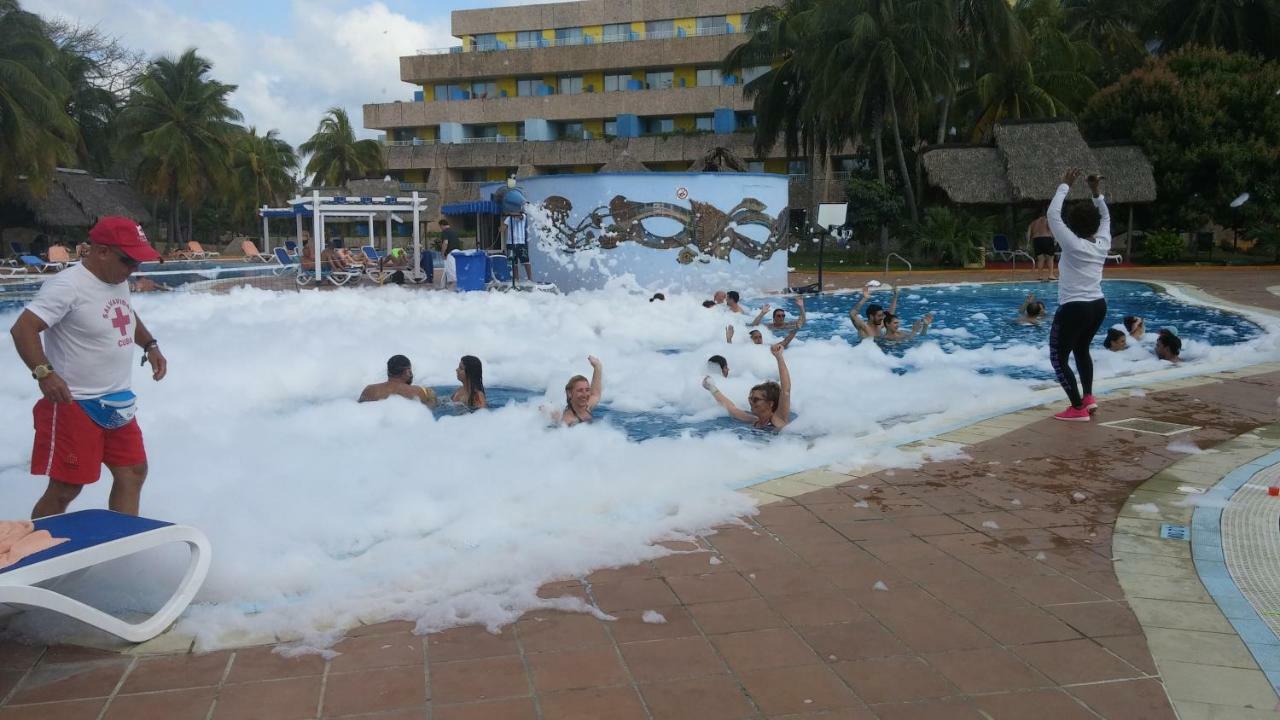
[26,0,547,150]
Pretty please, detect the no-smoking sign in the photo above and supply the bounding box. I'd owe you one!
[675,187,688,200]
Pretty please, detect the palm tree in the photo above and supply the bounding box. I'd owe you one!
[1064,0,1153,83]
[0,0,77,196]
[958,0,1098,141]
[116,48,242,244]
[56,45,117,174]
[936,0,1025,142]
[1150,0,1280,59]
[230,127,298,227]
[299,107,383,187]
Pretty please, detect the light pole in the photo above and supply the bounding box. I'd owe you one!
[1230,192,1250,251]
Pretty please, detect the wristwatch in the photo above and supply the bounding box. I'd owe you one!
[142,340,159,352]
[32,363,53,380]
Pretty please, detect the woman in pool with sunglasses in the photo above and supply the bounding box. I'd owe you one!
[702,343,792,431]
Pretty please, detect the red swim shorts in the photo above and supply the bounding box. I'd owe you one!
[31,398,147,485]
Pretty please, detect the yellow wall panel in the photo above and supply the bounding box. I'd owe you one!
[764,159,787,174]
[496,31,515,47]
[673,66,696,89]
[727,13,742,31]
[674,18,696,37]
[583,71,604,93]
[542,29,555,42]
[416,127,436,141]
[497,123,519,137]
[583,25,602,42]
[630,21,645,37]
[583,119,604,136]
[674,115,695,130]
[496,77,517,98]
[485,167,508,182]
[573,165,597,174]
[631,69,646,82]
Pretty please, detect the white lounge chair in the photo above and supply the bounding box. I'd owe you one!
[0,509,211,643]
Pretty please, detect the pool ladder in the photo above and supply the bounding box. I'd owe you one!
[884,253,912,283]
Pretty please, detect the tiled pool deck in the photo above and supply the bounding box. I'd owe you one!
[2,267,1280,720]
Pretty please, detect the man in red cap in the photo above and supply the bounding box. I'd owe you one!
[8,216,168,518]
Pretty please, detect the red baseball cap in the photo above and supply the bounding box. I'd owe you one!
[88,216,161,262]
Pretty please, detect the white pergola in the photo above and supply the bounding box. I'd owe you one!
[259,190,430,281]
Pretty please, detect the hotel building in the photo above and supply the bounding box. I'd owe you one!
[361,0,853,214]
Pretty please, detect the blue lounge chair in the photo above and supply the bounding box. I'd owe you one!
[285,240,298,254]
[272,247,299,276]
[21,255,62,272]
[488,254,512,284]
[0,510,211,642]
[990,235,1032,265]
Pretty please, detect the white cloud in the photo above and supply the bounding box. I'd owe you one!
[27,0,454,149]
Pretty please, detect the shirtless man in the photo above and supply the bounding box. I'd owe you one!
[1027,209,1056,280]
[730,326,796,348]
[1017,292,1048,324]
[750,296,806,331]
[359,355,437,406]
[725,291,748,314]
[850,284,898,338]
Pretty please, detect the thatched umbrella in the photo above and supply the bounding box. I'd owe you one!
[994,121,1100,202]
[689,146,749,173]
[515,163,539,178]
[1092,145,1157,205]
[920,147,1013,204]
[599,150,649,173]
[16,180,92,228]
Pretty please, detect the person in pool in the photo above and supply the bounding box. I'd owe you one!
[703,300,717,308]
[729,326,797,348]
[708,355,729,377]
[1155,329,1182,363]
[713,290,727,305]
[451,355,487,410]
[702,343,792,431]
[1103,328,1128,351]
[1017,292,1047,324]
[650,293,665,302]
[882,312,933,341]
[359,355,437,406]
[561,355,603,426]
[725,291,749,314]
[850,283,898,338]
[1124,315,1145,340]
[750,296,807,331]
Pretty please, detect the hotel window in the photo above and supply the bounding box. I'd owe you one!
[788,159,810,175]
[433,84,461,101]
[555,27,583,45]
[748,161,765,172]
[645,70,673,89]
[516,78,540,97]
[474,126,499,139]
[648,117,674,134]
[515,30,540,48]
[696,68,722,86]
[695,115,713,131]
[604,120,618,136]
[645,20,674,38]
[558,76,583,95]
[697,16,727,35]
[474,33,498,51]
[470,81,497,99]
[742,65,770,83]
[603,23,629,42]
[603,74,629,92]
[561,122,584,140]
[738,12,752,31]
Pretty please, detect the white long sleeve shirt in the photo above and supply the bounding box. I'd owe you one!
[1047,182,1111,305]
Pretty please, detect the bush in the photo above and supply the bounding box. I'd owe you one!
[1143,228,1185,264]
[843,171,904,245]
[908,207,991,267]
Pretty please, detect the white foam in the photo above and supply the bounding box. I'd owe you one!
[1167,439,1204,455]
[1131,502,1160,513]
[641,610,667,624]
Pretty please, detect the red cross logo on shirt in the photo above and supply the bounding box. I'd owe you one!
[111,306,131,336]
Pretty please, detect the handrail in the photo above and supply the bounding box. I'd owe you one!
[416,23,740,55]
[884,252,912,281]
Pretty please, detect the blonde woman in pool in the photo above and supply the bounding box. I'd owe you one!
[560,355,603,426]
[702,343,792,431]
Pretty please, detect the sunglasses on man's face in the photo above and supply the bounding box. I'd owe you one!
[112,249,139,268]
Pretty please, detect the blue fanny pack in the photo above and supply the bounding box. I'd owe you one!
[76,390,138,430]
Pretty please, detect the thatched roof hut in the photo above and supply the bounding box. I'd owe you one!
[923,120,1156,206]
[13,168,153,228]
[689,146,749,173]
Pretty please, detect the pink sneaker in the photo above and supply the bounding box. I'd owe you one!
[1054,406,1091,422]
[1082,394,1098,413]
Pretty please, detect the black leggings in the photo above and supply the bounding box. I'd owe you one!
[1049,298,1107,408]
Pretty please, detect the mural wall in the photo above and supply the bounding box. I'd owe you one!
[484,173,792,292]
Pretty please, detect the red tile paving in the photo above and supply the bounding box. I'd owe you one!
[3,269,1278,718]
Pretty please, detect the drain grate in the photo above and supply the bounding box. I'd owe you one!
[1160,523,1189,541]
[1100,417,1201,436]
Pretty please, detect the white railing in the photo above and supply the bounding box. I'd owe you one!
[399,182,432,191]
[383,139,438,146]
[454,135,526,144]
[416,23,738,55]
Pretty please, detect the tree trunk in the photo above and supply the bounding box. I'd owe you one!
[935,88,953,145]
[871,112,890,254]
[187,205,194,245]
[168,188,179,246]
[886,91,919,223]
[151,196,161,250]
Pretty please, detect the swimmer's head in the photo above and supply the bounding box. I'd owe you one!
[713,290,727,304]
[1104,328,1127,351]
[708,355,729,378]
[772,308,786,324]
[650,293,665,302]
[749,380,781,416]
[727,290,741,305]
[387,354,412,382]
[1026,301,1045,317]
[565,374,591,407]
[883,312,900,333]
[458,355,484,391]
[866,303,885,324]
[702,300,716,308]
[748,329,763,344]
[1065,201,1101,239]
[1124,315,1144,336]
[1156,329,1181,360]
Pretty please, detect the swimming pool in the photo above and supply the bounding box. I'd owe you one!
[0,260,282,311]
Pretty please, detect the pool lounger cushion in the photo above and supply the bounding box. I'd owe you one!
[0,509,211,643]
